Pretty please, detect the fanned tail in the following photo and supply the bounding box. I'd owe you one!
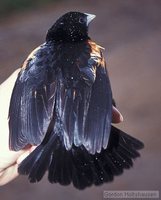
[18,126,144,189]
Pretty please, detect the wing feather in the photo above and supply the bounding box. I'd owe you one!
[9,43,57,150]
[9,41,112,154]
[83,61,112,154]
[54,41,112,154]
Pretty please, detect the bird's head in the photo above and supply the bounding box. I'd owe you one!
[46,11,96,42]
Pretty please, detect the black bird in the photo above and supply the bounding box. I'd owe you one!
[9,12,144,189]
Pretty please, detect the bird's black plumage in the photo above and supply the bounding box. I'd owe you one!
[9,11,144,189]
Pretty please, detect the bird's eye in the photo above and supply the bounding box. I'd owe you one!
[79,17,85,24]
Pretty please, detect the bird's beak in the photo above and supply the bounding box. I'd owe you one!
[85,13,96,25]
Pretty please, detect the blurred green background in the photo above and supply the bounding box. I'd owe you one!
[0,0,161,200]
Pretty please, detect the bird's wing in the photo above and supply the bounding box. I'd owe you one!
[55,41,112,154]
[9,43,57,151]
[83,50,112,154]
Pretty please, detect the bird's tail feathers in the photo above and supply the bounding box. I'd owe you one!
[18,127,144,189]
[18,134,58,182]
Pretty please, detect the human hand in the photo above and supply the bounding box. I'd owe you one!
[0,69,34,186]
[0,69,123,186]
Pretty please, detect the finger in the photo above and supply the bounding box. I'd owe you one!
[0,149,27,171]
[16,146,37,165]
[0,163,19,186]
[112,106,124,124]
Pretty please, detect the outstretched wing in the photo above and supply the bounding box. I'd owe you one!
[9,43,57,151]
[54,41,112,154]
